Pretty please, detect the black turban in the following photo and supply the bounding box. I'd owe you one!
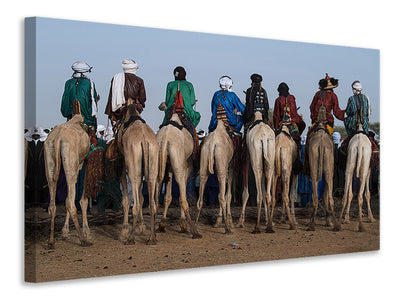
[250,73,263,83]
[277,82,289,97]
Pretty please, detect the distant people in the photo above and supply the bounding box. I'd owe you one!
[61,61,99,128]
[105,59,147,123]
[243,73,270,127]
[208,76,245,133]
[25,126,48,208]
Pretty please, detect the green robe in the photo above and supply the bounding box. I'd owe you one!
[61,77,98,127]
[162,80,201,127]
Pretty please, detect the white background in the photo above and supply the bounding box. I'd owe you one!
[2,1,399,299]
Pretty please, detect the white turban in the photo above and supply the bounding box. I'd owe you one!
[96,124,106,140]
[25,126,48,144]
[122,59,138,74]
[352,81,362,95]
[72,61,92,75]
[219,76,233,92]
[332,132,341,145]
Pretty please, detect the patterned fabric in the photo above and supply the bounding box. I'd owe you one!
[344,94,370,136]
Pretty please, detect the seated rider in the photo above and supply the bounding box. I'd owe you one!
[344,80,370,136]
[105,59,147,123]
[243,73,270,128]
[61,61,99,129]
[309,73,345,135]
[161,66,201,156]
[208,75,245,133]
[273,82,306,173]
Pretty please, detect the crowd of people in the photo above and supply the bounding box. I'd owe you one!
[24,59,380,211]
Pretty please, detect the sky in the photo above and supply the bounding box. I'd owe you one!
[28,17,380,134]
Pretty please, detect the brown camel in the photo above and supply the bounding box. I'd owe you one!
[272,124,298,230]
[156,112,202,239]
[44,114,92,248]
[306,105,340,231]
[338,122,374,232]
[118,104,159,245]
[238,112,275,233]
[195,119,234,234]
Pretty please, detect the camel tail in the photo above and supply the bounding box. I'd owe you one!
[208,140,216,174]
[317,144,324,181]
[355,146,363,179]
[158,136,168,181]
[275,146,282,176]
[53,137,62,182]
[142,140,150,181]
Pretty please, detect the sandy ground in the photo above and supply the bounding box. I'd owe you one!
[25,196,379,283]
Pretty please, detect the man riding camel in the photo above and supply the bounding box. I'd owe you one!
[160,66,201,156]
[243,73,270,128]
[208,75,245,133]
[105,59,147,123]
[61,61,99,128]
[273,82,306,173]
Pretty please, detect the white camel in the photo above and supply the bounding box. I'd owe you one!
[118,104,159,245]
[156,112,202,239]
[338,122,375,232]
[237,112,275,233]
[195,119,234,234]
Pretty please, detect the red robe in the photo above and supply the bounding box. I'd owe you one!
[273,94,305,134]
[310,90,345,127]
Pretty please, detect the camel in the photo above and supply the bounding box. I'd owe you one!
[44,114,92,248]
[338,122,374,232]
[237,111,275,233]
[118,104,159,245]
[306,105,340,231]
[195,119,235,234]
[272,124,298,230]
[156,111,202,239]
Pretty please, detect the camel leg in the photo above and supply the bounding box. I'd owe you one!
[176,172,202,239]
[307,178,319,231]
[137,186,147,235]
[158,172,173,232]
[127,171,143,244]
[47,178,57,248]
[365,169,376,223]
[195,172,208,224]
[281,171,296,230]
[357,173,368,232]
[147,179,158,245]
[61,211,70,238]
[290,174,299,225]
[262,178,269,227]
[343,173,354,224]
[120,169,132,244]
[79,175,91,241]
[252,169,263,234]
[226,164,234,229]
[217,172,232,234]
[325,172,339,231]
[180,205,188,233]
[237,161,249,228]
[265,170,276,233]
[214,205,223,228]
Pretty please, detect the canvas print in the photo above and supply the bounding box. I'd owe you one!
[24,17,380,283]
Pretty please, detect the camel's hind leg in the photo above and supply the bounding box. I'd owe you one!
[307,177,319,231]
[280,170,296,231]
[137,187,147,235]
[157,171,173,232]
[146,179,158,244]
[47,177,58,248]
[79,174,91,241]
[225,163,234,230]
[289,174,299,225]
[195,171,209,224]
[120,169,132,243]
[252,167,263,234]
[365,169,376,223]
[237,160,249,228]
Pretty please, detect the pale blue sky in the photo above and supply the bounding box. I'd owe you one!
[29,17,380,133]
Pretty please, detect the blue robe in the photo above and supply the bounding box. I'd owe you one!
[208,90,245,133]
[344,94,370,136]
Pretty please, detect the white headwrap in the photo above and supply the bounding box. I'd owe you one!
[111,59,139,112]
[352,81,362,95]
[96,124,106,140]
[25,126,48,144]
[121,59,138,75]
[71,61,98,118]
[332,132,341,145]
[219,76,233,92]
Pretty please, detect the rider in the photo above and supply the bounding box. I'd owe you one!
[309,73,345,135]
[344,80,370,136]
[243,73,270,128]
[105,59,147,123]
[61,61,99,129]
[161,66,200,128]
[273,82,306,173]
[208,75,245,133]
